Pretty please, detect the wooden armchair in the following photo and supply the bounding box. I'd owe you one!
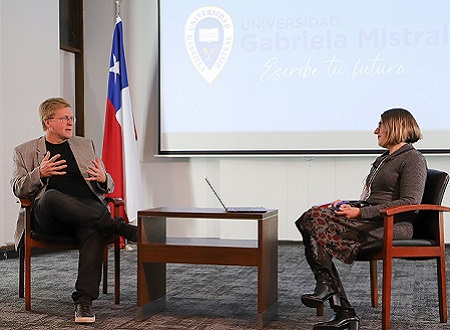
[17,196,124,310]
[356,168,450,330]
[314,169,450,328]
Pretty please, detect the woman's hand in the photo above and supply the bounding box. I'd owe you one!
[329,200,361,219]
[330,199,347,209]
[334,203,361,219]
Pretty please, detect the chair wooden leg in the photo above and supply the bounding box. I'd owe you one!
[369,260,379,308]
[437,255,448,323]
[382,258,392,330]
[102,246,108,294]
[114,236,120,304]
[316,304,324,316]
[25,243,32,310]
[18,241,24,298]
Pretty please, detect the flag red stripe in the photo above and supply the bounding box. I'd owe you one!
[102,99,124,213]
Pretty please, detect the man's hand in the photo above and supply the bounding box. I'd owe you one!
[39,151,67,178]
[85,157,107,183]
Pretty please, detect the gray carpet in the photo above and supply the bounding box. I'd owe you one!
[0,243,449,329]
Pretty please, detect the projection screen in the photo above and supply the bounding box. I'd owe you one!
[158,0,450,155]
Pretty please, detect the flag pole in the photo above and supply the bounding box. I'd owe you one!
[115,0,122,18]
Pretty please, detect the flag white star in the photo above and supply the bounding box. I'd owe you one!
[109,54,120,83]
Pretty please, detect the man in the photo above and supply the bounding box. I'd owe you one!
[11,97,137,323]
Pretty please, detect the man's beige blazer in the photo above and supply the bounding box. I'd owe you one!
[10,136,114,248]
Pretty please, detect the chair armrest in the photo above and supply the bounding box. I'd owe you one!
[377,203,450,253]
[105,197,124,207]
[315,202,332,208]
[19,198,32,208]
[105,197,124,219]
[20,197,125,208]
[380,204,450,216]
[20,197,125,210]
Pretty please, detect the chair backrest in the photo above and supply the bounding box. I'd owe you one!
[413,168,449,239]
[421,169,449,205]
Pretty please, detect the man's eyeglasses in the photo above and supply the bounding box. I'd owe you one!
[49,116,76,124]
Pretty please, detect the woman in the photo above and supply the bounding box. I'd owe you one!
[295,108,427,330]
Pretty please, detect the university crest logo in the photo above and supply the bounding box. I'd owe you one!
[185,6,234,83]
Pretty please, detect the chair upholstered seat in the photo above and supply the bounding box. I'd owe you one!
[29,231,79,245]
[356,239,436,260]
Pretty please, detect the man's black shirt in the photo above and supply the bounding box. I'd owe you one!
[45,140,97,200]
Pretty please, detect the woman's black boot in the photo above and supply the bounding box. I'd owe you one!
[301,269,336,308]
[298,232,336,308]
[313,307,360,330]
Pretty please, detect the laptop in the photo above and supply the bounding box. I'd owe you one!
[205,177,267,213]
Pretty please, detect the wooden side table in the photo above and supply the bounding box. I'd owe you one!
[136,207,278,329]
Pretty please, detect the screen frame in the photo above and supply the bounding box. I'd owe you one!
[157,0,450,157]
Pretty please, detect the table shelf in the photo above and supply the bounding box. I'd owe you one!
[147,237,258,247]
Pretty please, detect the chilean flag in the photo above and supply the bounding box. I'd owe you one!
[102,16,142,234]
